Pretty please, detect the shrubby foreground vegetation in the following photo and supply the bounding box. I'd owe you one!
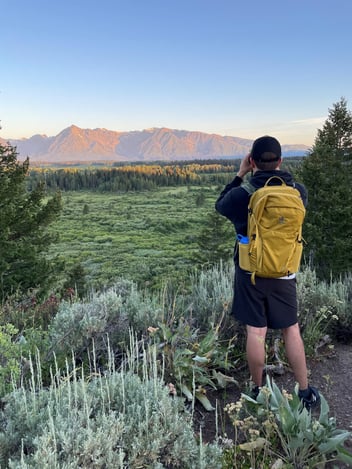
[1,265,352,467]
[1,98,352,467]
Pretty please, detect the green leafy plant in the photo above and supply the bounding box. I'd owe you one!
[147,314,238,410]
[224,376,352,468]
[301,306,339,356]
[297,267,352,345]
[0,323,21,398]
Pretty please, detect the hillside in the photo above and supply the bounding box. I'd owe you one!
[2,126,309,162]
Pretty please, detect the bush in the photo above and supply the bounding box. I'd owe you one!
[0,356,222,468]
[297,267,352,348]
[224,377,352,468]
[179,261,234,333]
[48,279,162,367]
[0,324,21,397]
[0,290,60,332]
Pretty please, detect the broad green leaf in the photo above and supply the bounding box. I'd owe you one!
[336,445,352,465]
[241,393,259,405]
[195,392,215,411]
[318,432,351,453]
[279,406,295,434]
[288,435,305,450]
[180,384,193,401]
[318,394,330,426]
[192,355,209,363]
[212,370,238,388]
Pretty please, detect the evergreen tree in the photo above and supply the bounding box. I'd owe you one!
[299,98,352,279]
[82,203,89,215]
[195,190,206,207]
[0,143,63,301]
[62,262,87,299]
[194,210,234,267]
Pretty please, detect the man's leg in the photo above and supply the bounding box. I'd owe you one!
[246,325,267,387]
[282,323,308,390]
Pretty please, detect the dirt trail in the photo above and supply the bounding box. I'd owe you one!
[196,343,352,451]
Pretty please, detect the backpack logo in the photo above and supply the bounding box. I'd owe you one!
[239,176,306,284]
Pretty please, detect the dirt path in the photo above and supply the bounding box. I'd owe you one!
[297,343,352,433]
[195,342,352,452]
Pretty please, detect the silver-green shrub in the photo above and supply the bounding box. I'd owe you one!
[297,267,352,346]
[179,261,234,332]
[0,360,222,468]
[48,279,162,363]
[47,266,235,374]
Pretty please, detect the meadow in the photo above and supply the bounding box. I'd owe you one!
[49,185,222,289]
[44,157,303,291]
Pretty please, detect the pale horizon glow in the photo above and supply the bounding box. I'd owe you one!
[2,0,352,146]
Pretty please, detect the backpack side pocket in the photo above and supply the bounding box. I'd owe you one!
[238,242,251,271]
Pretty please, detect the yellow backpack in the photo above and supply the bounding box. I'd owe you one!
[238,176,306,284]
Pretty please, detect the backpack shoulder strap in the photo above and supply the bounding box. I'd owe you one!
[241,180,256,195]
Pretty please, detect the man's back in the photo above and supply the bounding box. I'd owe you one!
[215,169,307,240]
[240,176,306,281]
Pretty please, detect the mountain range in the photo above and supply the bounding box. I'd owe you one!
[1,125,309,162]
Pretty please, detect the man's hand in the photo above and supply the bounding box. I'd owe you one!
[237,153,252,179]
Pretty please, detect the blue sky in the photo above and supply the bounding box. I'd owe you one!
[2,0,352,145]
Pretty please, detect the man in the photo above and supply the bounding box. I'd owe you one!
[215,135,320,409]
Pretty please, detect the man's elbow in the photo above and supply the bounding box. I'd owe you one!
[215,200,227,216]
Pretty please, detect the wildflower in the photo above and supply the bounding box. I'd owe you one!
[260,386,271,398]
[224,403,236,413]
[282,389,293,401]
[248,428,260,437]
[234,419,244,428]
[225,399,243,414]
[312,420,323,432]
[234,400,243,411]
[263,419,274,430]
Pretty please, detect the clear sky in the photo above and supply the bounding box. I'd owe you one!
[1,0,352,145]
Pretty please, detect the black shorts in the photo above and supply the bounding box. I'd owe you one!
[232,265,298,329]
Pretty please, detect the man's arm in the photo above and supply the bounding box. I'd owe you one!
[215,155,252,223]
[237,153,253,179]
[215,154,252,217]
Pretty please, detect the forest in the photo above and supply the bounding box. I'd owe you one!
[27,157,303,192]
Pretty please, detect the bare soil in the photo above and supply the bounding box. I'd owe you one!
[193,342,352,462]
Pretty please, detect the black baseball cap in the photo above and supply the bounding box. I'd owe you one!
[251,136,281,162]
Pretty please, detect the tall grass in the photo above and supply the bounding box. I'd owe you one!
[48,187,219,289]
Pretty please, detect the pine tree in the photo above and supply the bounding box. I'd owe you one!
[194,210,234,267]
[299,98,352,279]
[0,143,63,301]
[62,262,87,299]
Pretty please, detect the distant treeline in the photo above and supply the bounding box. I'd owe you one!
[27,158,303,192]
